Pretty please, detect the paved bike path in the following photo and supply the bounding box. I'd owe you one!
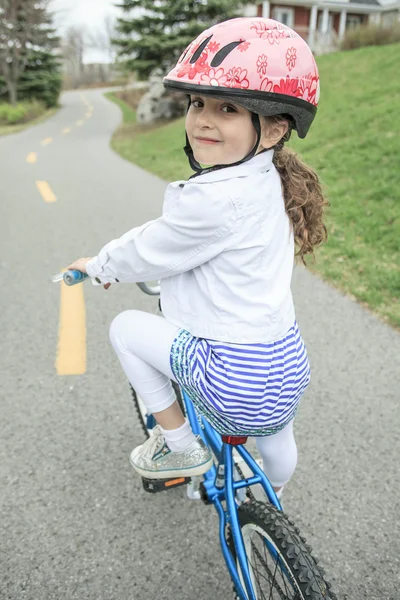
[0,88,398,600]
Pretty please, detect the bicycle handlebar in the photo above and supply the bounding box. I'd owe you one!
[136,282,160,296]
[52,270,160,296]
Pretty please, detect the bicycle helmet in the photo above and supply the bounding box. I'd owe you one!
[163,17,320,172]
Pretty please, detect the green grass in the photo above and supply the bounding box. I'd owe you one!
[104,91,137,124]
[105,43,400,329]
[0,106,58,136]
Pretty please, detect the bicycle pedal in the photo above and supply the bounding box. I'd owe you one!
[142,476,191,493]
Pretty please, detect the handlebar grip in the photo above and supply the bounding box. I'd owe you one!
[63,270,89,286]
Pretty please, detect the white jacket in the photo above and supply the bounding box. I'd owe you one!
[86,150,295,343]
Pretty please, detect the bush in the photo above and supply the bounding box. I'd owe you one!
[341,22,400,50]
[0,100,46,125]
[114,87,148,111]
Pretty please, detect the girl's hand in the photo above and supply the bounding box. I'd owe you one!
[66,257,111,290]
[67,257,93,274]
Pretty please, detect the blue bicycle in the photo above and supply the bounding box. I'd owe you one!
[55,271,338,600]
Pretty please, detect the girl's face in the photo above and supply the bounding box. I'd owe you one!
[185,95,258,166]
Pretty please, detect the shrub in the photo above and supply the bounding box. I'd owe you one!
[341,22,400,50]
[0,100,46,125]
[115,87,148,111]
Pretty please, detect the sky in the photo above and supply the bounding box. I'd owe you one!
[50,0,122,63]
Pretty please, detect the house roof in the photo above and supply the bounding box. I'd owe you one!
[349,0,380,5]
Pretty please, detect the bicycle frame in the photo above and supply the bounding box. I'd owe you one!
[145,387,283,600]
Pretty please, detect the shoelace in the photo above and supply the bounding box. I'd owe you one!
[142,426,165,458]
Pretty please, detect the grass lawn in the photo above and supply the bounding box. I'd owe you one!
[0,106,58,136]
[105,43,400,329]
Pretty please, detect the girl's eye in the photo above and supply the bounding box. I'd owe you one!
[221,105,237,113]
[191,99,203,108]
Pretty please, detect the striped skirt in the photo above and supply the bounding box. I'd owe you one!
[169,321,310,436]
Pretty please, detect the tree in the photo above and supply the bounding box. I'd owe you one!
[0,0,59,105]
[62,25,87,88]
[89,15,117,67]
[17,48,62,107]
[113,0,246,80]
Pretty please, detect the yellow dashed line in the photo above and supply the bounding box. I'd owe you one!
[27,152,37,164]
[41,137,53,146]
[85,112,92,119]
[36,181,56,203]
[62,127,71,134]
[80,94,91,108]
[76,120,84,127]
[56,278,87,375]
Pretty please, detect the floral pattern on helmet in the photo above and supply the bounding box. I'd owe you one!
[207,41,220,53]
[178,51,209,80]
[260,78,273,92]
[226,67,249,89]
[273,76,301,97]
[251,21,288,44]
[298,73,320,105]
[200,67,228,86]
[286,47,297,71]
[256,54,268,77]
[238,41,250,52]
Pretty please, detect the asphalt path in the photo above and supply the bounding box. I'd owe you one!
[1,88,399,600]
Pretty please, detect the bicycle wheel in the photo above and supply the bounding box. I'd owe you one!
[228,501,337,600]
[130,381,186,439]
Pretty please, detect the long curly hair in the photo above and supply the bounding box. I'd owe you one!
[268,116,329,263]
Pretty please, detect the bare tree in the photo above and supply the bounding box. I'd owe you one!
[62,25,87,87]
[88,14,117,74]
[0,0,56,104]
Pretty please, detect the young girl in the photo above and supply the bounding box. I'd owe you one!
[68,18,327,497]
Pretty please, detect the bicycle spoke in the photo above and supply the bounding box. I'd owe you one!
[249,542,286,599]
[259,536,294,600]
[247,534,301,600]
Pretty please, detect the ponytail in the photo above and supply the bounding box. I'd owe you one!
[270,118,329,263]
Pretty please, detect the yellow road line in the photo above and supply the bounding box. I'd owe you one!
[80,93,91,108]
[56,278,87,375]
[36,181,56,203]
[62,127,71,134]
[26,152,37,164]
[76,120,84,127]
[85,112,92,119]
[41,137,53,146]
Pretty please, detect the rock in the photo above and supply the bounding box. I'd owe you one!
[136,66,187,125]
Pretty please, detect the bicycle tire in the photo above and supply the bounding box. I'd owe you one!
[228,501,337,600]
[130,381,186,439]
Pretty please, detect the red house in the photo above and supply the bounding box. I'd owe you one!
[243,0,400,52]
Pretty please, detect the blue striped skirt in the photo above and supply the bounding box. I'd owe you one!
[170,321,310,436]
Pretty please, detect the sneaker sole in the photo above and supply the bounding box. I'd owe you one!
[130,455,214,480]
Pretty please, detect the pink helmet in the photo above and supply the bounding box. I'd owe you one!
[163,17,320,138]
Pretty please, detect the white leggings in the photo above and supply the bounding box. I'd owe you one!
[109,310,298,487]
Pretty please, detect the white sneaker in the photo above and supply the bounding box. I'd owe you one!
[130,426,213,480]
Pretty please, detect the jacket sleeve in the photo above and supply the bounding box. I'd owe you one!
[86,184,237,284]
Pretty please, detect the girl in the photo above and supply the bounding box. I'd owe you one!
[68,18,327,497]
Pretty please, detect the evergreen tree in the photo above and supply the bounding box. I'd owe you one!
[114,0,246,80]
[17,49,62,108]
[0,0,61,105]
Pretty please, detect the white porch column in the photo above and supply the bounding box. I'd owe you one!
[308,4,318,48]
[321,8,330,33]
[339,9,347,39]
[262,1,270,18]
